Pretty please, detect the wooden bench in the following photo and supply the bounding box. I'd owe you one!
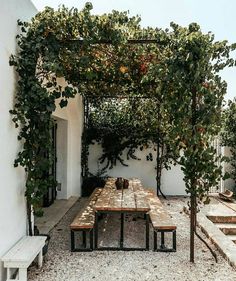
[70,187,102,251]
[145,189,177,252]
[2,236,46,281]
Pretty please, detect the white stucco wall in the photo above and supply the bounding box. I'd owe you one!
[0,1,37,280]
[53,94,83,199]
[223,146,235,191]
[88,143,187,195]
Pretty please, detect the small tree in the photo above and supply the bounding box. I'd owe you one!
[143,22,236,261]
[163,23,235,262]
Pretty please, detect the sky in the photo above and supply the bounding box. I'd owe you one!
[31,0,236,100]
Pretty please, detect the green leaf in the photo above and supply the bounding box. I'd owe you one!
[59,99,68,108]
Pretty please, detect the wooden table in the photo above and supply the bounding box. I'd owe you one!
[94,178,150,250]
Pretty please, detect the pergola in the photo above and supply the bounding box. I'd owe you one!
[10,3,235,262]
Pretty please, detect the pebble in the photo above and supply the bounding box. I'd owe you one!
[28,197,236,281]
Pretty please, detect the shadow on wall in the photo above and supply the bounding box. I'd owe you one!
[81,176,106,197]
[88,143,186,196]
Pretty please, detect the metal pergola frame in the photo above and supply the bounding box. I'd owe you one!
[63,37,169,207]
[81,94,166,198]
[63,35,202,262]
[94,211,150,251]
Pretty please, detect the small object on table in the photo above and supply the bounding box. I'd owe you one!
[123,179,129,189]
[115,177,123,190]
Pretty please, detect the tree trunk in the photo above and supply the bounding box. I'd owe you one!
[156,132,161,196]
[156,144,166,198]
[190,87,197,262]
[156,105,166,198]
[190,193,196,262]
[27,197,33,236]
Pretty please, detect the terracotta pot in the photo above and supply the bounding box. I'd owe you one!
[123,179,129,189]
[115,177,123,190]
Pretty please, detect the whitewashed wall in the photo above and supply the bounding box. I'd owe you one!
[53,92,83,199]
[88,143,187,195]
[0,1,37,281]
[223,146,235,191]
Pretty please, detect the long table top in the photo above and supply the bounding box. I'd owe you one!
[94,178,150,213]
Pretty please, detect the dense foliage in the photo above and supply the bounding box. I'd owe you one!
[10,2,235,260]
[222,99,236,188]
[9,4,144,218]
[86,97,176,171]
[160,22,234,201]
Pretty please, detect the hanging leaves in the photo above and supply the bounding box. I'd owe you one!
[9,2,235,225]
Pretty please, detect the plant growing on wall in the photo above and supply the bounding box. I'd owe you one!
[9,2,235,262]
[221,99,236,189]
[85,96,177,196]
[9,3,145,235]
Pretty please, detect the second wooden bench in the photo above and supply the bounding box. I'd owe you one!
[70,188,102,251]
[145,189,177,252]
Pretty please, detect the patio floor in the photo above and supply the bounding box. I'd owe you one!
[28,197,236,281]
[35,196,78,234]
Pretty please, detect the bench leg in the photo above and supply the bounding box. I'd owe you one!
[82,231,87,248]
[6,267,11,281]
[90,229,94,250]
[161,231,165,249]
[71,230,75,251]
[38,249,43,268]
[18,268,27,281]
[154,230,177,252]
[153,230,157,251]
[173,230,177,251]
[71,229,93,251]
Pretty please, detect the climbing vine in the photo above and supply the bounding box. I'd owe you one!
[9,3,147,232]
[10,2,235,261]
[86,97,175,165]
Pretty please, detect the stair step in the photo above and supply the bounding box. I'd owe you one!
[215,223,236,235]
[226,235,236,243]
[207,215,236,224]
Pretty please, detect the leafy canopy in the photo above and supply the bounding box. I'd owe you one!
[9,3,236,216]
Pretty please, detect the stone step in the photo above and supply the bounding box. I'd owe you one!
[215,223,236,235]
[226,234,236,244]
[207,215,236,224]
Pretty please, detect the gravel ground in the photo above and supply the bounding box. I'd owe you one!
[28,197,236,281]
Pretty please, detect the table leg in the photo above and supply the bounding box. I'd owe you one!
[146,213,149,250]
[82,231,87,248]
[95,211,98,249]
[71,230,75,251]
[90,229,94,250]
[120,213,124,249]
